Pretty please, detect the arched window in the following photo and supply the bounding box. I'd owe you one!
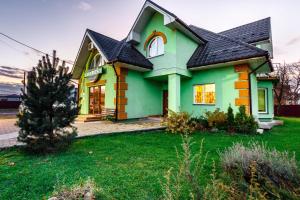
[89,53,105,69]
[147,36,164,58]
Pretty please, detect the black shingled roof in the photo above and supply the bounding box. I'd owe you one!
[187,25,269,68]
[86,6,271,70]
[219,18,271,44]
[87,29,153,69]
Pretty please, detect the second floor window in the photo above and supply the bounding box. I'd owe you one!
[89,53,105,70]
[147,36,164,58]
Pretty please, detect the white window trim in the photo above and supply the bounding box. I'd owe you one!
[258,88,268,114]
[147,36,164,58]
[193,84,216,105]
[89,53,105,70]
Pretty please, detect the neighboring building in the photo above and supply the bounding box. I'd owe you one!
[0,94,21,102]
[72,0,275,122]
[0,94,21,109]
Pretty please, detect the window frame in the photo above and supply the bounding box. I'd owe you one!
[89,53,105,70]
[258,88,268,114]
[193,83,216,105]
[147,36,164,58]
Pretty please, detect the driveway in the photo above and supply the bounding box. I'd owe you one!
[0,117,164,148]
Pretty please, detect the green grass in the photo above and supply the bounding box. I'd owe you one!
[0,117,300,199]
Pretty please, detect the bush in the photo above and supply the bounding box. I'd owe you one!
[190,116,209,131]
[235,106,258,134]
[160,137,274,200]
[163,110,195,135]
[205,109,227,130]
[50,178,100,200]
[220,142,300,198]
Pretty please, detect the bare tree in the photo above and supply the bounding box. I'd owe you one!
[274,63,290,114]
[273,62,300,115]
[289,63,300,104]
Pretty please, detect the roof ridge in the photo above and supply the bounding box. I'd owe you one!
[86,29,120,43]
[190,25,268,55]
[218,17,270,34]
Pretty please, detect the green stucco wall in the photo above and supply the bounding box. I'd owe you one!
[135,12,197,78]
[181,66,239,116]
[79,52,116,115]
[257,80,274,121]
[126,69,163,118]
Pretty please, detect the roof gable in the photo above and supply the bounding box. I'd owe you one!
[126,0,205,44]
[72,29,153,79]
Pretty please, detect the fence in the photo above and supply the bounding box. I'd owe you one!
[274,105,300,117]
[0,101,21,109]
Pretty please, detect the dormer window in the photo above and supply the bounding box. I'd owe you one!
[147,36,164,58]
[89,53,105,69]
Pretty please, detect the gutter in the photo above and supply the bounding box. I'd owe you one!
[112,63,119,121]
[248,55,270,115]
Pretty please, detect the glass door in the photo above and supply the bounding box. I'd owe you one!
[89,86,105,115]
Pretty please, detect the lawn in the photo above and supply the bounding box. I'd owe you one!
[0,117,300,199]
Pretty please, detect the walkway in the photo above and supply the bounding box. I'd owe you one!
[0,117,164,149]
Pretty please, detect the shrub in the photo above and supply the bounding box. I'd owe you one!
[190,116,209,131]
[227,105,235,133]
[163,110,195,134]
[235,106,258,134]
[220,142,300,198]
[205,109,227,130]
[50,178,100,200]
[160,136,208,200]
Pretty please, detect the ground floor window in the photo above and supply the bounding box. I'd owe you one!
[258,88,268,113]
[193,84,215,104]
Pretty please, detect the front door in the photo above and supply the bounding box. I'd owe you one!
[89,86,105,114]
[163,90,168,116]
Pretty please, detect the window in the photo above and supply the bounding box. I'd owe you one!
[89,53,105,70]
[147,36,164,58]
[258,88,268,113]
[194,84,215,104]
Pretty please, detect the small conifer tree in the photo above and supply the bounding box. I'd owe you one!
[17,50,79,152]
[227,105,235,133]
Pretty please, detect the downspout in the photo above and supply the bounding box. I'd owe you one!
[112,62,119,121]
[248,57,269,115]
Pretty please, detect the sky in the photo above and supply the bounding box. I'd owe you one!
[0,0,300,84]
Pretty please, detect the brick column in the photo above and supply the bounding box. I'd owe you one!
[114,67,128,120]
[234,64,250,114]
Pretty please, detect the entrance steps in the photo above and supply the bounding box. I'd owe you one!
[258,120,284,130]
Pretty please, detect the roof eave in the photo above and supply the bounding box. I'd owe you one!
[187,54,269,70]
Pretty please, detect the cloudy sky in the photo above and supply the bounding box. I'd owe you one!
[0,0,299,83]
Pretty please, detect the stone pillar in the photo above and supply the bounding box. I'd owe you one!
[168,74,181,112]
[114,67,128,120]
[234,64,250,114]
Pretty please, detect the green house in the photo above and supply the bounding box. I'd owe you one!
[72,0,275,122]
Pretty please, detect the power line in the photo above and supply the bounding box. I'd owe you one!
[0,32,74,65]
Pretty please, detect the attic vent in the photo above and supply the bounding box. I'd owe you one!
[88,42,95,51]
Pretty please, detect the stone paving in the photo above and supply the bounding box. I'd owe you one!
[0,117,165,149]
[0,119,19,135]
